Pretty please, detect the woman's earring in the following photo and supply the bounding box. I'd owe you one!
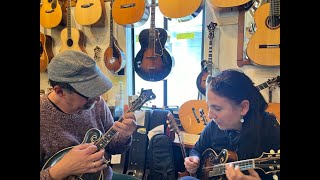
[240,115,244,123]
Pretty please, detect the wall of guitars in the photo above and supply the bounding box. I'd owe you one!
[40,0,280,118]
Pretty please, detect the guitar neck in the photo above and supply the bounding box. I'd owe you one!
[109,0,114,46]
[94,106,136,150]
[207,39,213,75]
[148,0,156,47]
[255,81,270,91]
[270,0,280,16]
[67,0,72,39]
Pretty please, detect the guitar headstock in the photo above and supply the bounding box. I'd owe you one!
[167,112,180,134]
[130,89,156,111]
[267,76,280,90]
[207,22,217,40]
[256,149,280,175]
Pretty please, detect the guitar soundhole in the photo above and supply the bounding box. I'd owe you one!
[266,16,280,29]
[67,39,74,47]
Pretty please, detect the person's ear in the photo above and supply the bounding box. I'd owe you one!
[53,86,64,96]
[240,100,250,116]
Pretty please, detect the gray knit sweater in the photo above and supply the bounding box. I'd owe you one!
[40,94,132,180]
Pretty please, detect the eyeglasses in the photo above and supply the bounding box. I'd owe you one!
[73,90,90,101]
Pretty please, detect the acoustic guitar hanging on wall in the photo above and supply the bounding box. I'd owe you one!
[158,0,204,22]
[40,32,54,72]
[246,0,280,66]
[59,0,87,54]
[74,0,106,26]
[133,0,174,82]
[40,0,62,28]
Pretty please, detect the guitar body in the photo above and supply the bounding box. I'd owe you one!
[112,0,150,27]
[40,0,63,28]
[158,0,204,22]
[210,0,252,8]
[246,3,280,66]
[60,27,87,54]
[42,128,105,180]
[40,32,54,72]
[200,149,238,180]
[74,0,106,26]
[267,102,280,123]
[103,41,126,73]
[178,100,210,135]
[134,28,173,82]
[196,67,209,96]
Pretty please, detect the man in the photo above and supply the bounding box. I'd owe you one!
[40,50,137,180]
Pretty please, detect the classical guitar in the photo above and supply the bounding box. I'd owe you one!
[42,89,156,180]
[112,0,150,28]
[103,0,126,74]
[209,0,254,9]
[167,112,196,178]
[178,100,210,135]
[246,0,280,66]
[40,0,62,28]
[158,0,204,22]
[200,148,280,180]
[196,22,220,96]
[40,32,54,72]
[60,0,87,53]
[179,76,280,135]
[133,0,174,82]
[74,0,106,26]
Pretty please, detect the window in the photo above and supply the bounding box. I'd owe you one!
[134,7,204,108]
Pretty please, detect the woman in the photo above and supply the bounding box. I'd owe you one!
[181,69,280,180]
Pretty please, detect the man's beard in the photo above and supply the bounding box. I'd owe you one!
[82,101,96,110]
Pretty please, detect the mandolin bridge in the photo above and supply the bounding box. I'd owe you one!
[121,3,135,8]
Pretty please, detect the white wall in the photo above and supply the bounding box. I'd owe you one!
[40,0,280,106]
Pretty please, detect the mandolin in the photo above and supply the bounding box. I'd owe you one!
[42,89,156,180]
[158,0,204,22]
[40,0,63,28]
[74,0,106,26]
[199,148,280,180]
[133,0,174,82]
[209,0,254,9]
[196,22,220,96]
[179,76,280,135]
[40,32,54,72]
[246,0,280,66]
[103,0,126,74]
[59,0,87,54]
[112,0,150,28]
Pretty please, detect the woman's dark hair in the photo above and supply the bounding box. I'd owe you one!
[206,69,268,158]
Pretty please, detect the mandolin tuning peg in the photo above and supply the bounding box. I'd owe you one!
[270,149,275,153]
[272,174,278,180]
[277,149,280,153]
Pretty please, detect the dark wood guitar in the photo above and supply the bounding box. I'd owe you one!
[42,89,156,180]
[246,0,280,66]
[59,0,87,54]
[196,22,220,96]
[167,112,196,178]
[103,0,126,74]
[200,148,280,180]
[40,32,54,72]
[133,0,174,82]
[158,0,204,22]
[112,0,150,28]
